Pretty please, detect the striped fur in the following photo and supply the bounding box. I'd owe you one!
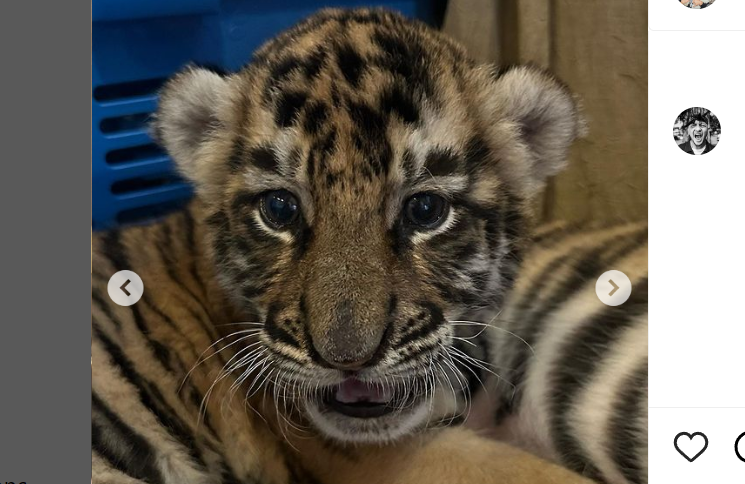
[91,209,647,484]
[463,222,648,484]
[91,204,599,484]
[91,8,645,484]
[91,206,286,484]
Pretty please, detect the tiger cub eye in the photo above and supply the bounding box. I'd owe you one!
[405,193,448,228]
[260,189,300,228]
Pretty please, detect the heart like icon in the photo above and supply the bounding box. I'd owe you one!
[674,432,709,462]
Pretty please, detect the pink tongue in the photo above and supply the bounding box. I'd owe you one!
[335,378,393,404]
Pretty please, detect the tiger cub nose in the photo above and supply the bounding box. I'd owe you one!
[312,299,388,371]
[314,328,385,371]
[326,356,374,372]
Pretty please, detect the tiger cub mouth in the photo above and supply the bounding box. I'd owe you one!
[318,377,421,419]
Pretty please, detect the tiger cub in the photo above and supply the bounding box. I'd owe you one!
[91,7,645,484]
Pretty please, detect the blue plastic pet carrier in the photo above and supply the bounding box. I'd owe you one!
[92,0,441,230]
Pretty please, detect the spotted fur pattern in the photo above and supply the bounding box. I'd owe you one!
[152,7,582,443]
[90,7,644,484]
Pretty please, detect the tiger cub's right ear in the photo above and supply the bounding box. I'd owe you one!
[151,66,232,183]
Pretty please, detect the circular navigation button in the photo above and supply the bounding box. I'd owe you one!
[595,270,632,306]
[107,270,144,307]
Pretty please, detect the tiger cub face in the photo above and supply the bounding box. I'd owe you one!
[154,8,581,443]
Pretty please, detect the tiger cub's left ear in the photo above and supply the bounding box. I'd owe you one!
[476,65,586,197]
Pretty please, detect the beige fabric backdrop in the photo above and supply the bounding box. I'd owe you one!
[442,0,648,224]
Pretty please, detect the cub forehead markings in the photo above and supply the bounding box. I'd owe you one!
[422,149,464,178]
[236,81,473,229]
[336,41,366,87]
[238,137,474,232]
[242,144,281,174]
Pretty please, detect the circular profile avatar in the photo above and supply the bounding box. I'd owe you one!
[673,108,721,155]
[679,0,716,9]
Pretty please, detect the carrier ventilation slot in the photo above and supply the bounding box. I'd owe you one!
[105,143,165,165]
[93,77,167,102]
[100,112,152,134]
[111,173,185,195]
[116,198,191,226]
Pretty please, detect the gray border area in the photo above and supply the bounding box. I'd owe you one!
[0,2,91,482]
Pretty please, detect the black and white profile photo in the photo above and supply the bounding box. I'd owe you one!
[679,0,716,8]
[673,107,721,155]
